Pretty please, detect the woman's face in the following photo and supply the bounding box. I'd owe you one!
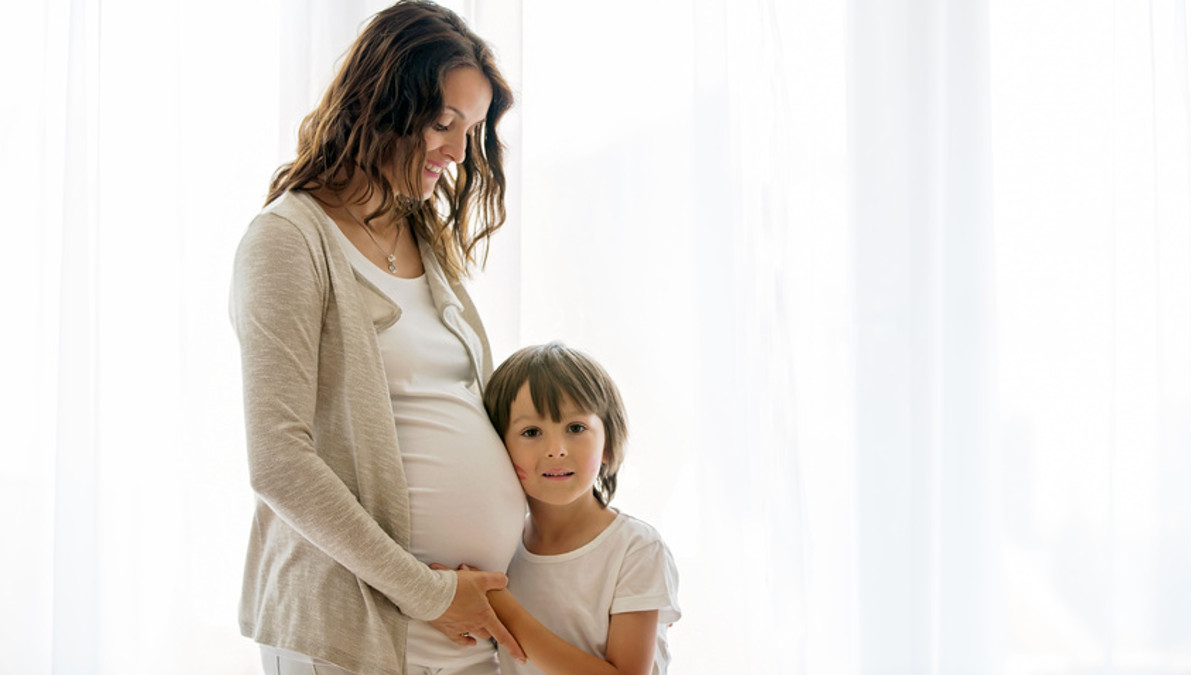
[403,65,493,200]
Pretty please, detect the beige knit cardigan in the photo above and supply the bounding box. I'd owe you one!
[231,190,495,674]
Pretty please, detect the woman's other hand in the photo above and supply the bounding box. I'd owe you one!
[428,563,527,664]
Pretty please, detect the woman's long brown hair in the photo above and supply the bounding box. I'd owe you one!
[267,0,513,281]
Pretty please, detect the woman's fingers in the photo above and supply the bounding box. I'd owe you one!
[428,570,527,663]
[429,619,478,646]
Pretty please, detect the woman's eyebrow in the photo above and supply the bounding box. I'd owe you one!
[445,106,486,126]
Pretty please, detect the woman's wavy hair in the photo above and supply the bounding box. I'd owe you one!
[267,0,513,280]
[484,342,629,508]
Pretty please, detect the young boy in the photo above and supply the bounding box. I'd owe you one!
[481,342,681,675]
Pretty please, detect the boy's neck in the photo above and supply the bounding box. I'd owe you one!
[524,497,617,556]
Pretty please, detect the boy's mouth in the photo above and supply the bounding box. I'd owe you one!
[542,470,575,479]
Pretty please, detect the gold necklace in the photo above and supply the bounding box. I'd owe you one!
[344,206,401,274]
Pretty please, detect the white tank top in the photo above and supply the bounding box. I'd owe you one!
[333,227,525,667]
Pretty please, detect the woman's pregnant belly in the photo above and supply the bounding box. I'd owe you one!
[395,392,526,574]
[395,392,526,668]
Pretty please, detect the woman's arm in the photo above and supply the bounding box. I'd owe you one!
[234,214,452,613]
[487,588,658,675]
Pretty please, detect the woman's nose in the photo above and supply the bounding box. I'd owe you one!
[441,132,468,163]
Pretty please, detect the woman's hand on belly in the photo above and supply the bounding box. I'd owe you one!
[427,563,527,665]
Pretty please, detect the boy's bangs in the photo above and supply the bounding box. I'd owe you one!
[526,357,602,422]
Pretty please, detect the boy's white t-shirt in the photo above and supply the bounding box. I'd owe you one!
[500,511,681,675]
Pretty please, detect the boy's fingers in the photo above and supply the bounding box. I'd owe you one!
[487,614,526,664]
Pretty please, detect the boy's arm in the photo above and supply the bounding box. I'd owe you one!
[487,588,658,675]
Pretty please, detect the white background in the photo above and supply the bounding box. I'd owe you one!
[0,1,1193,673]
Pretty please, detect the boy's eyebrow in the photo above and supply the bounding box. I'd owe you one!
[508,413,538,426]
[509,407,590,426]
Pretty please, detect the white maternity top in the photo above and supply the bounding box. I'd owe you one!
[335,227,525,668]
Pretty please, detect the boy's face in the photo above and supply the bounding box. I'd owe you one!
[503,382,607,508]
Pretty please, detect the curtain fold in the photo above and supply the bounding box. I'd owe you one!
[849,0,998,671]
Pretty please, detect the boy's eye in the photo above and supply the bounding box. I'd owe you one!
[520,428,541,438]
[567,423,587,433]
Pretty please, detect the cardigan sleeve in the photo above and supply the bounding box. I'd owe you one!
[231,212,456,621]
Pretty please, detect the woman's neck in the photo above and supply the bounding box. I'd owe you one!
[523,497,617,556]
[313,178,390,224]
[311,182,425,278]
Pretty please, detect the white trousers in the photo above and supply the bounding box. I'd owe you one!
[259,645,500,675]
[260,646,354,675]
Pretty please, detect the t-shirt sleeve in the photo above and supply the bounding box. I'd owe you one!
[610,536,682,625]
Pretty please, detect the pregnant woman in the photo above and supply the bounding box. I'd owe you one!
[230,2,526,673]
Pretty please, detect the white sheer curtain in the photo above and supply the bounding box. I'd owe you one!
[988,3,1191,672]
[0,0,396,671]
[508,0,1192,673]
[2,0,1192,674]
[507,1,848,671]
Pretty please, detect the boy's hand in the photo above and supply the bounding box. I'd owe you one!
[428,562,527,664]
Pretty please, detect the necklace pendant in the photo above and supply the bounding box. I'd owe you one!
[386,254,397,274]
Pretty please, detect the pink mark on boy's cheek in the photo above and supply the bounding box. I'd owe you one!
[513,464,528,482]
[584,456,603,478]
